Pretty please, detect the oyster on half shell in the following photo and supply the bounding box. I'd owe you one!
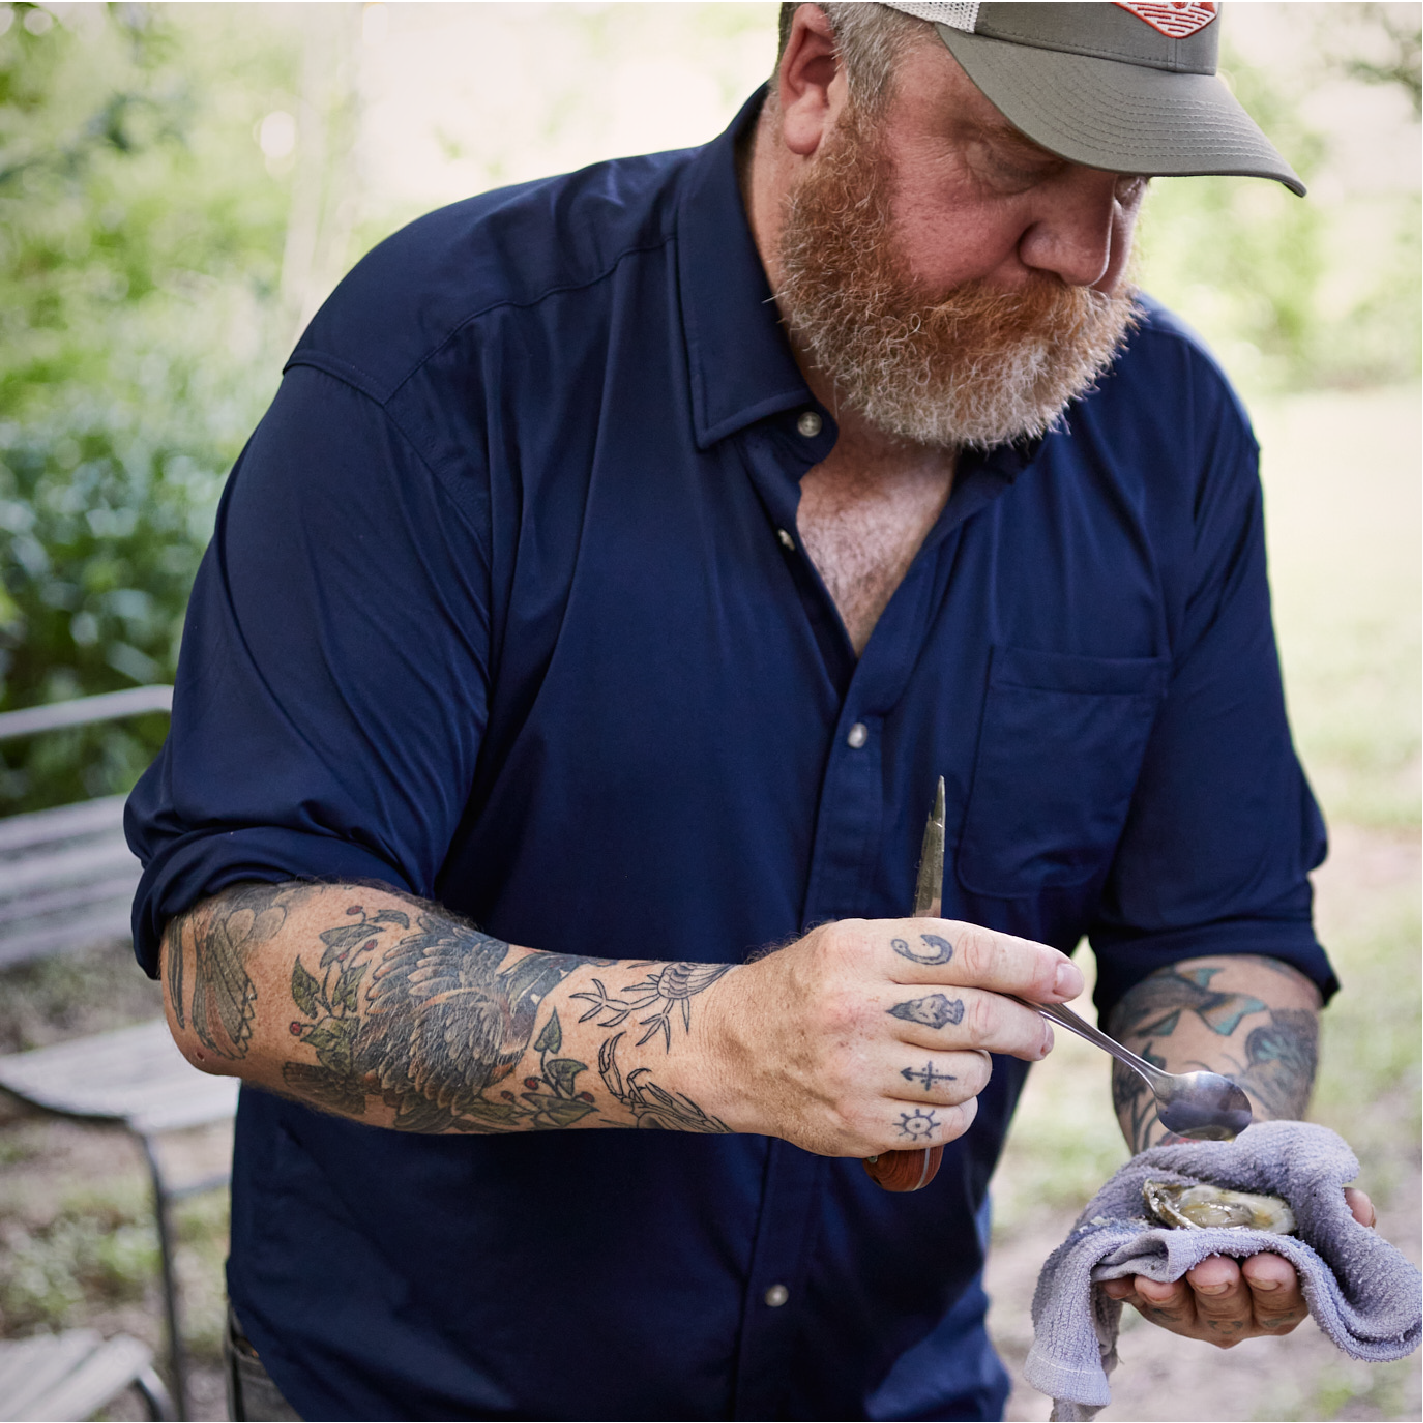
[1143,1180,1297,1235]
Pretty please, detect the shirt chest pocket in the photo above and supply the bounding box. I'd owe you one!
[956,645,1170,898]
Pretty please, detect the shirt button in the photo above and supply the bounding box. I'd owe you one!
[776,528,796,552]
[846,722,868,749]
[764,1284,790,1307]
[796,410,823,439]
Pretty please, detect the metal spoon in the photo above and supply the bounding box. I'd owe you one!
[1012,995,1254,1141]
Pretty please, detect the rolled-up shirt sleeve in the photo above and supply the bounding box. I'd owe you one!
[126,365,492,975]
[1087,375,1336,1020]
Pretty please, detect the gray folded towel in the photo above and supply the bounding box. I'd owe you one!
[1024,1120,1422,1422]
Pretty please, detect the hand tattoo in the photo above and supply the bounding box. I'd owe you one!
[888,994,965,1030]
[895,1108,940,1142]
[891,933,954,966]
[902,1062,955,1091]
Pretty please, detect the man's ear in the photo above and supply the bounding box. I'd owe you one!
[776,4,844,157]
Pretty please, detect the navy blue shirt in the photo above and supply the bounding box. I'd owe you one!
[128,93,1335,1421]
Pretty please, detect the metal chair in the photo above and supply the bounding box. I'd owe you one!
[0,1329,173,1422]
[0,689,239,1420]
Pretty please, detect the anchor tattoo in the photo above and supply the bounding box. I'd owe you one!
[902,1061,956,1092]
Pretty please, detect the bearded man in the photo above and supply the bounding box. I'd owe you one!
[128,4,1364,1419]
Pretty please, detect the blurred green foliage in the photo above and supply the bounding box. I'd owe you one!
[0,2,1418,816]
[0,2,292,811]
[1139,25,1421,393]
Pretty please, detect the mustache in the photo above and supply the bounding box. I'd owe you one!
[774,110,1139,450]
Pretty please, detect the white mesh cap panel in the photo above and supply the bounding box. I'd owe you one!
[879,2,980,32]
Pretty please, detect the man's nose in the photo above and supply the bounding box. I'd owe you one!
[1017,168,1123,290]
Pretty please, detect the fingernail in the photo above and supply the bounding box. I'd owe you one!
[1194,1283,1230,1296]
[1054,961,1084,998]
[1248,1278,1280,1292]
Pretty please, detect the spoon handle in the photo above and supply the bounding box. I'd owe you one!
[1009,995,1167,1090]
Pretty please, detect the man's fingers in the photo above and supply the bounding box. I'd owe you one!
[878,985,1053,1060]
[1184,1256,1253,1347]
[1131,1274,1195,1330]
[884,1049,991,1105]
[1344,1186,1376,1228]
[882,919,1082,1003]
[1240,1253,1308,1332]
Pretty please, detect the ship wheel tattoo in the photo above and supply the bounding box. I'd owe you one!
[895,1108,940,1142]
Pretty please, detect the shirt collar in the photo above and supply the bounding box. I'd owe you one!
[676,87,815,451]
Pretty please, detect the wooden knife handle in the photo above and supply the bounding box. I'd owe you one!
[862,1145,943,1192]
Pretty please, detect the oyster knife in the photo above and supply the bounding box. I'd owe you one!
[913,776,946,919]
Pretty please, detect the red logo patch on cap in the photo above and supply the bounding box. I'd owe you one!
[1115,2,1218,38]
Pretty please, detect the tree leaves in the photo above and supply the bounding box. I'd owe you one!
[373,909,410,928]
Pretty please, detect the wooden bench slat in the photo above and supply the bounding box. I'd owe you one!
[0,1330,101,1420]
[0,839,140,898]
[0,1331,155,1423]
[23,1334,154,1423]
[0,686,173,743]
[0,796,128,855]
[0,907,135,969]
[0,873,140,928]
[0,1019,240,1133]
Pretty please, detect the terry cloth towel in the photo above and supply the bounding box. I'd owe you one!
[1024,1120,1422,1422]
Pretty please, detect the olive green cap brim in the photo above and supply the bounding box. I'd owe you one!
[936,23,1306,196]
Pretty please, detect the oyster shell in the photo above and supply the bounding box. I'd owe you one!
[1143,1180,1296,1234]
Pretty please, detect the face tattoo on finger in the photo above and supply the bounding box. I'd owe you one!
[888,993,966,1029]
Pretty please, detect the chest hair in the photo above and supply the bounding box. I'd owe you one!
[796,446,955,656]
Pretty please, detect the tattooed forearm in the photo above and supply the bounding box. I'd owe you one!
[165,882,738,1137]
[189,883,299,1058]
[1112,1048,1168,1154]
[1108,956,1320,1153]
[1232,1008,1318,1120]
[166,917,185,1030]
[1110,964,1267,1041]
[571,961,733,1051]
[597,1033,729,1132]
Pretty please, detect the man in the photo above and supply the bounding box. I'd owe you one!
[127,4,1369,1418]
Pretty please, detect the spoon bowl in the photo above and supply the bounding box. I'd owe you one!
[1012,996,1255,1143]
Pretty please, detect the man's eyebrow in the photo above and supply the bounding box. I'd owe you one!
[970,114,1062,165]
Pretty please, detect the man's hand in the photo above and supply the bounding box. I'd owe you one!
[701,917,1083,1157]
[1100,1187,1376,1347]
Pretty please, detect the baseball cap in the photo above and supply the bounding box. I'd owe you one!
[881,2,1305,196]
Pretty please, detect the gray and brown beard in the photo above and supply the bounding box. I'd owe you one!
[774,111,1140,451]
